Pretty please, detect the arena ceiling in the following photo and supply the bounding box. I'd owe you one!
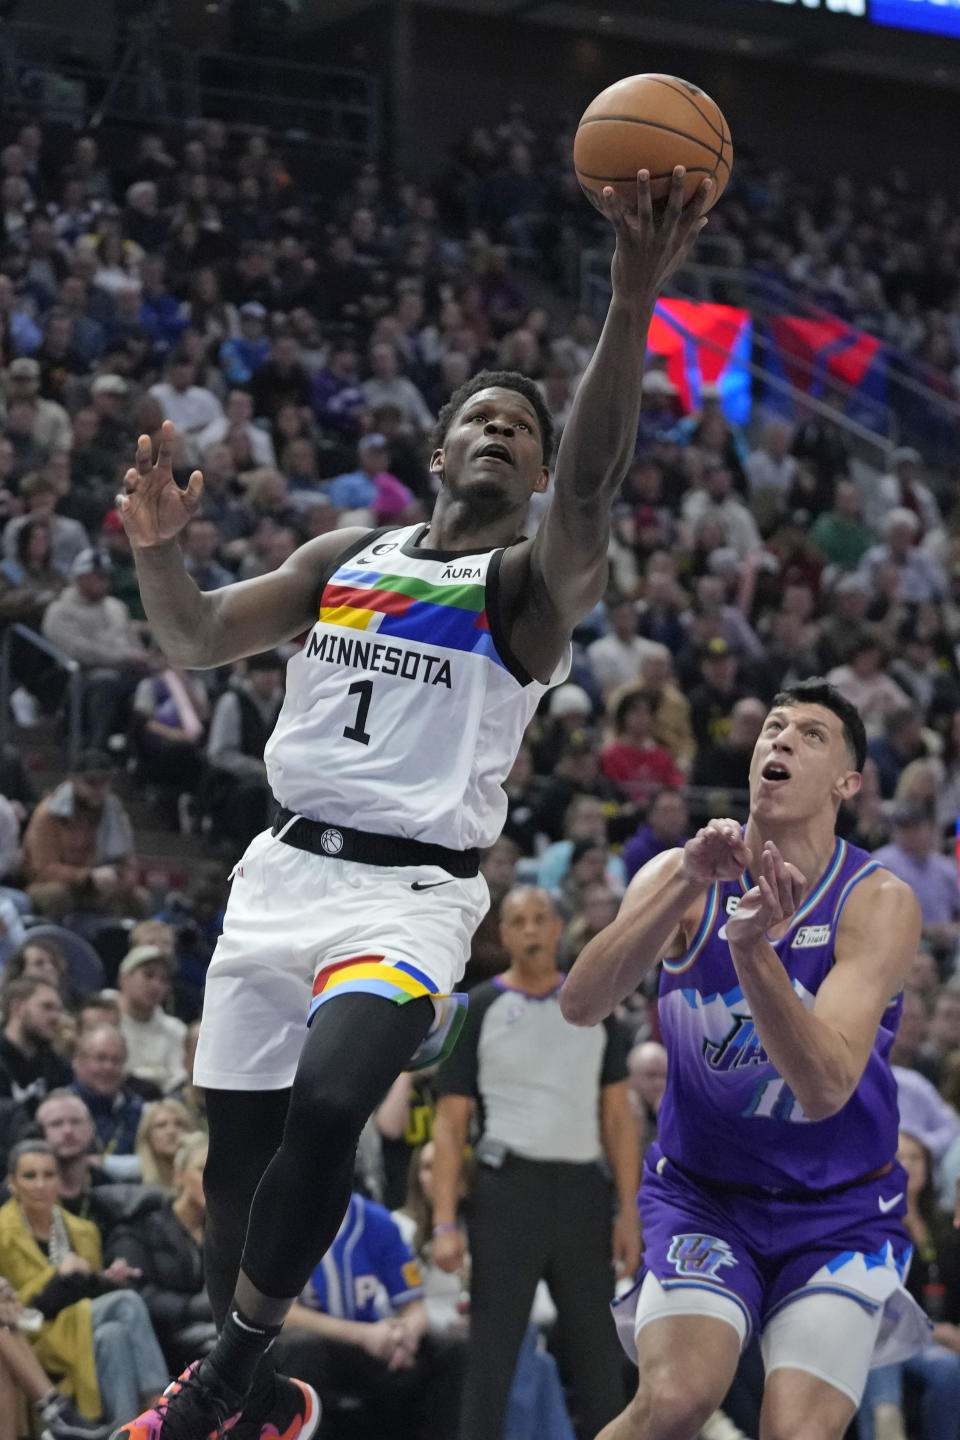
[316,0,960,92]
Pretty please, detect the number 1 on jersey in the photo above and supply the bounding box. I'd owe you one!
[343,679,373,745]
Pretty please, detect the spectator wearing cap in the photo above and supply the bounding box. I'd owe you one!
[859,507,948,606]
[744,420,799,497]
[117,946,186,1096]
[42,549,151,751]
[89,375,132,455]
[681,461,762,560]
[636,369,680,452]
[622,788,689,883]
[196,389,275,468]
[532,683,594,774]
[362,342,434,435]
[690,695,767,807]
[686,637,750,750]
[586,595,658,699]
[599,689,684,804]
[2,471,87,575]
[21,751,145,921]
[870,447,941,536]
[875,803,960,965]
[149,353,223,464]
[2,356,72,454]
[326,434,416,522]
[218,303,271,386]
[70,1024,144,1160]
[202,652,284,849]
[827,633,911,738]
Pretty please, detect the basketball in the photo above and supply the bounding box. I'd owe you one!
[573,73,732,213]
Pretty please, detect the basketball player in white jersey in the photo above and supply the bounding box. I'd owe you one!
[114,168,712,1440]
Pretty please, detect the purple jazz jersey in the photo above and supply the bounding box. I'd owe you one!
[657,836,901,1191]
[613,838,929,1360]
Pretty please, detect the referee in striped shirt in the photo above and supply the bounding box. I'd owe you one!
[432,886,639,1439]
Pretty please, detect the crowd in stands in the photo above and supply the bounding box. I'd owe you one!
[0,97,956,1440]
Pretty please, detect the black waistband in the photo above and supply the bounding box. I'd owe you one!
[271,806,480,878]
[662,1154,893,1204]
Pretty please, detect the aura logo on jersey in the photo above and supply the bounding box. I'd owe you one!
[668,1234,738,1279]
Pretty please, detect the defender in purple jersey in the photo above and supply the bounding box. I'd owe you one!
[562,678,929,1440]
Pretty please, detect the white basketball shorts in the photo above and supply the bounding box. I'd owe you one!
[193,827,489,1090]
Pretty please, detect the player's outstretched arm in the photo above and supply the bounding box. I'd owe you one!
[561,821,747,1026]
[728,852,921,1121]
[119,422,368,668]
[526,169,711,637]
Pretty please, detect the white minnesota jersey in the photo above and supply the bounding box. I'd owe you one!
[265,524,567,850]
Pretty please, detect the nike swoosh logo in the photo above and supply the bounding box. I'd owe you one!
[411,879,455,891]
[878,1193,903,1214]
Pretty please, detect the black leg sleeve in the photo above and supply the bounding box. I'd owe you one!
[203,1087,291,1329]
[239,991,433,1300]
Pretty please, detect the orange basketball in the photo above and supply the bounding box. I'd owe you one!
[573,73,732,213]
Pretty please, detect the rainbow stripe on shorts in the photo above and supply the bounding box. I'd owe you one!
[309,955,468,1069]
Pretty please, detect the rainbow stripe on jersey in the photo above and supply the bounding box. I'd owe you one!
[318,565,505,667]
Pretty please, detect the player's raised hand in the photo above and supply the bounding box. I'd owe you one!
[599,166,712,309]
[117,419,204,549]
[682,818,750,886]
[725,842,805,950]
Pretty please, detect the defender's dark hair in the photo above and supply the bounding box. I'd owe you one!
[431,369,555,464]
[770,678,867,771]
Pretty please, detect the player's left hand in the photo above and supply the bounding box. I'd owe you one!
[725,842,805,951]
[599,166,712,310]
[612,1207,642,1281]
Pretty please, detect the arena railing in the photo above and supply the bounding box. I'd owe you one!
[0,624,82,773]
[676,260,960,464]
[580,245,960,470]
[586,262,898,471]
[0,20,379,158]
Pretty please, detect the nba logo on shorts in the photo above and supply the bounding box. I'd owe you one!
[320,828,344,856]
[668,1233,738,1279]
